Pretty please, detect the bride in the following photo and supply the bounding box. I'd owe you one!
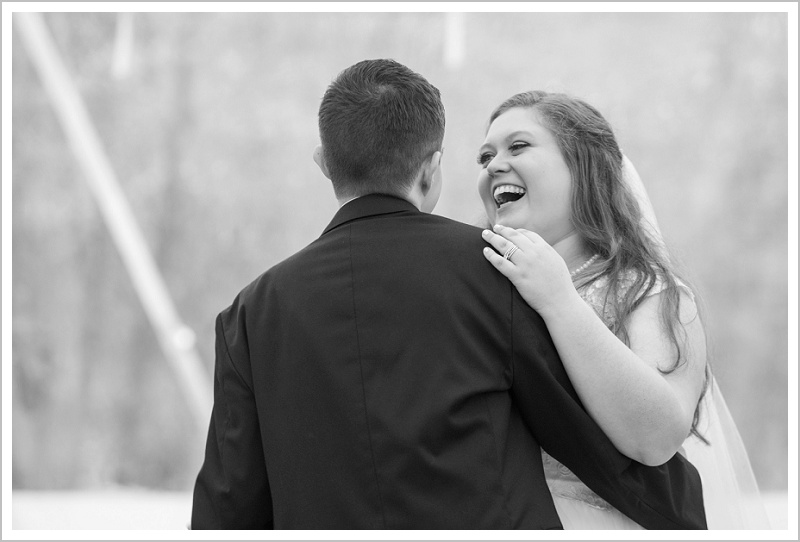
[478,90,771,529]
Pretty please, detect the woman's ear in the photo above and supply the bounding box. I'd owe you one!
[313,145,331,179]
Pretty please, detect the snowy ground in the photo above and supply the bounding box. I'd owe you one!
[11,489,193,530]
[8,489,791,531]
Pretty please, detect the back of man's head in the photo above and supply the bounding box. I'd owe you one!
[318,59,445,200]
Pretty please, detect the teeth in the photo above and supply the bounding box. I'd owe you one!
[493,185,527,207]
[493,185,526,199]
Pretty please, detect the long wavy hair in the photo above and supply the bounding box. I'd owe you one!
[489,91,710,442]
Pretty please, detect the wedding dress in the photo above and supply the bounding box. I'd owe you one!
[541,273,772,529]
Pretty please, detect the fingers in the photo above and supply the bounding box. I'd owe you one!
[482,246,516,278]
[512,227,545,246]
[481,227,522,278]
[481,227,519,257]
[494,224,545,247]
[493,224,529,246]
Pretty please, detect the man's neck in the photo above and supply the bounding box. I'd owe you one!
[338,195,361,208]
[338,192,419,210]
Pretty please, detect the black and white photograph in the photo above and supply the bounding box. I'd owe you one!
[2,2,796,537]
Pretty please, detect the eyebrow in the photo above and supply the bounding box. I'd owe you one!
[479,130,536,151]
[505,130,536,140]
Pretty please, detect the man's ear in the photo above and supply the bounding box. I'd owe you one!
[419,150,443,214]
[420,150,442,195]
[313,145,331,180]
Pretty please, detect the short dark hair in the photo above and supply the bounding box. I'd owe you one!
[318,59,445,199]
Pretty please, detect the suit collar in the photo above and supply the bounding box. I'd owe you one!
[322,194,419,235]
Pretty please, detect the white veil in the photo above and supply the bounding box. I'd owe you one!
[683,384,772,529]
[622,156,772,529]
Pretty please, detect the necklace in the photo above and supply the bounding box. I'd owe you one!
[570,253,599,278]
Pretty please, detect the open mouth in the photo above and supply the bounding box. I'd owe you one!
[493,185,526,209]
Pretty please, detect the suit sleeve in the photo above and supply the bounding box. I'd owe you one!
[191,309,273,529]
[509,293,707,530]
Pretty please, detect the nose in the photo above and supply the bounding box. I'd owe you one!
[486,154,508,177]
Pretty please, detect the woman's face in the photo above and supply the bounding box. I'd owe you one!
[477,107,575,245]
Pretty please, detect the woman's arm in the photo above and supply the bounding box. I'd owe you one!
[482,227,706,466]
[540,276,706,465]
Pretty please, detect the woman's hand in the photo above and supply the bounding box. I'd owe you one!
[481,224,577,316]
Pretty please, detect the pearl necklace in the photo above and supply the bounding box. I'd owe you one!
[570,253,599,278]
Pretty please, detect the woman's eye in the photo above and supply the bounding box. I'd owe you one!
[476,152,494,166]
[509,142,529,152]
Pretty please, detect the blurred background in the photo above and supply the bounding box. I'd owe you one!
[7,9,792,530]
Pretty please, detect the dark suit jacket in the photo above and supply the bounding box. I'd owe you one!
[191,194,706,529]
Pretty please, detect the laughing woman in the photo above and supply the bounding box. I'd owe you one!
[478,91,770,529]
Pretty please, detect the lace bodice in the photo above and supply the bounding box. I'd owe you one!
[573,271,639,328]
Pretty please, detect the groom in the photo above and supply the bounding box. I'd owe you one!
[191,59,706,529]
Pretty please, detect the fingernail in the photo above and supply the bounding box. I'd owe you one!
[493,224,503,231]
[482,229,491,237]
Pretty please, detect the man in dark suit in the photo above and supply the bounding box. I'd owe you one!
[191,59,706,529]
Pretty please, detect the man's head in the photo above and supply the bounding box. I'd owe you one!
[316,59,445,208]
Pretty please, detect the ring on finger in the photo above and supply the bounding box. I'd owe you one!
[503,244,519,262]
